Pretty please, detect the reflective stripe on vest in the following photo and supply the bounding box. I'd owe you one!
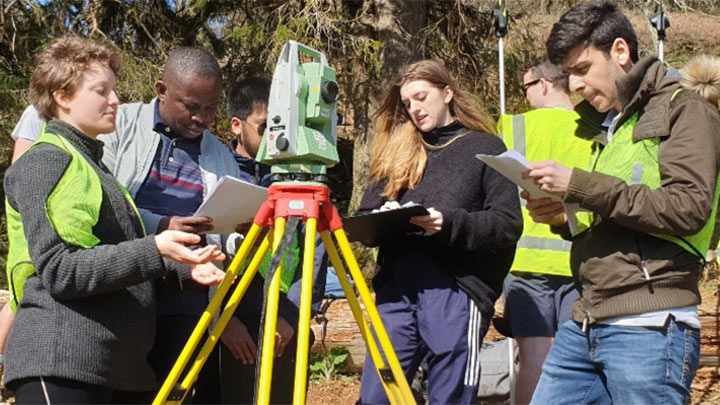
[5,131,145,311]
[517,235,572,252]
[498,109,593,276]
[591,110,720,258]
[512,115,526,155]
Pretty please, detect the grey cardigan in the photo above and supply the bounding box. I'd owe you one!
[4,121,172,391]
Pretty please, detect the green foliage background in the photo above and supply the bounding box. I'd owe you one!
[0,0,719,288]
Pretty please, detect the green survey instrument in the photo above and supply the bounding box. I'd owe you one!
[257,41,340,181]
[154,40,415,405]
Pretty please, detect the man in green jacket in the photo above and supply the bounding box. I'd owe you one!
[524,1,720,404]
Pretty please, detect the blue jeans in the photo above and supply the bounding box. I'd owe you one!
[531,318,700,405]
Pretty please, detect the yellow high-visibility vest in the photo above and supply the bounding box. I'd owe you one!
[497,108,593,277]
[5,130,145,311]
[592,110,720,258]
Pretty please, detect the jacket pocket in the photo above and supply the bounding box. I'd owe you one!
[576,230,652,301]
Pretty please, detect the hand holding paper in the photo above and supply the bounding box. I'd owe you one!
[477,150,581,229]
[372,200,402,213]
[158,215,214,233]
[521,190,567,226]
[194,176,268,234]
[409,207,443,235]
[342,204,429,242]
[476,150,561,201]
[525,160,572,198]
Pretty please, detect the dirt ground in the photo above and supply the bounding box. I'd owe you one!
[308,377,361,405]
[690,278,720,405]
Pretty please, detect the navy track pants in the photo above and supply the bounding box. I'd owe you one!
[359,271,488,404]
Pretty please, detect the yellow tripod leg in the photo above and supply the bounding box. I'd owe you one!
[154,224,264,405]
[172,231,273,404]
[320,231,416,405]
[319,232,396,402]
[256,217,286,405]
[292,217,317,405]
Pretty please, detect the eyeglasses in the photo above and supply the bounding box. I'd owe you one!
[244,120,267,134]
[522,78,541,95]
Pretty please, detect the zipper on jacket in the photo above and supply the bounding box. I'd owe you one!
[580,294,594,333]
[640,260,651,280]
[634,234,653,282]
[582,311,592,333]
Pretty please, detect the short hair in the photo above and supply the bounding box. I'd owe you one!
[163,47,221,81]
[521,58,570,93]
[547,1,639,66]
[227,77,271,120]
[30,35,122,121]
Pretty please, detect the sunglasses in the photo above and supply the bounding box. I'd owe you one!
[522,78,541,95]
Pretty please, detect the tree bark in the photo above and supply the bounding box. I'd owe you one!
[348,0,427,214]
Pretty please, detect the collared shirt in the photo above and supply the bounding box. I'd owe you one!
[602,109,620,142]
[133,101,204,217]
[132,101,208,317]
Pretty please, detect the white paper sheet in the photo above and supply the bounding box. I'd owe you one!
[476,150,561,202]
[194,176,268,234]
[477,151,589,232]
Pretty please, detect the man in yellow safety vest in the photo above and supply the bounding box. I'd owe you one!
[497,58,593,405]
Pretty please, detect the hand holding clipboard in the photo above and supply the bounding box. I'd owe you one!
[342,202,430,243]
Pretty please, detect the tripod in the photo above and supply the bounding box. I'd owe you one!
[153,182,416,405]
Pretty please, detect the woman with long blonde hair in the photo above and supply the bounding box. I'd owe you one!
[358,60,522,404]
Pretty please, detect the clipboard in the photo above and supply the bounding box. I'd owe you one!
[194,176,268,234]
[342,205,429,242]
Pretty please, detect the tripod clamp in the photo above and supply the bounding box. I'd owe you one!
[270,173,329,184]
[493,0,508,38]
[650,11,670,41]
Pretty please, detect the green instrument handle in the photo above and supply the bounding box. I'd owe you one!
[296,43,322,63]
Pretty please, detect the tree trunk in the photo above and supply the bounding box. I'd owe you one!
[348,0,428,214]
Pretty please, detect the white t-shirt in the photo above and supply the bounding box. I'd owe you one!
[11,105,43,141]
[600,307,700,329]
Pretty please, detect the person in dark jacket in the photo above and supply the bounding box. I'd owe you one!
[3,36,225,404]
[357,60,522,404]
[524,2,720,404]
